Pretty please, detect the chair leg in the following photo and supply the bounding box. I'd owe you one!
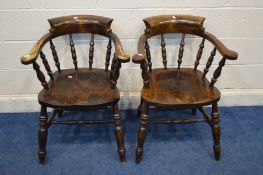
[211,103,221,160]
[112,103,126,162]
[135,102,149,164]
[38,105,48,164]
[137,98,143,116]
[192,109,197,115]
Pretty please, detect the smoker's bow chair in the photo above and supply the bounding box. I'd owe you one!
[20,15,129,164]
[132,15,238,163]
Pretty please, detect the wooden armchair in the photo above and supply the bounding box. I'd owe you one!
[132,15,238,163]
[20,15,129,164]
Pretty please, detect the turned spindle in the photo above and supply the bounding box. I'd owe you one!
[89,33,95,71]
[105,38,112,72]
[40,51,54,80]
[33,62,49,90]
[49,40,61,73]
[69,34,78,70]
[161,34,167,70]
[145,40,152,72]
[110,55,121,89]
[194,38,205,71]
[203,47,216,78]
[210,57,226,86]
[177,33,185,72]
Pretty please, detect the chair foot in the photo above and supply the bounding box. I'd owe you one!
[38,105,48,164]
[118,148,126,162]
[214,146,221,161]
[135,147,143,164]
[112,103,126,162]
[38,151,46,164]
[211,103,221,161]
[135,102,149,164]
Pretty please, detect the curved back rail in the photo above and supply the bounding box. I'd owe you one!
[21,15,129,90]
[132,14,238,88]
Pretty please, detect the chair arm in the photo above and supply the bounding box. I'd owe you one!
[132,34,147,64]
[110,32,130,63]
[20,33,53,65]
[204,31,238,60]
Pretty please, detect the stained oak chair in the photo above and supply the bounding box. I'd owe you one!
[132,15,238,163]
[20,15,129,164]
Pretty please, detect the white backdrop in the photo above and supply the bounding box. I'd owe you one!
[0,0,263,112]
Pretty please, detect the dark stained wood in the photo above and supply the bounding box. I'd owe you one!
[49,40,61,73]
[69,34,78,70]
[194,38,205,70]
[52,119,114,125]
[198,107,212,126]
[89,33,95,71]
[136,102,149,164]
[141,68,220,108]
[203,47,216,78]
[143,14,206,37]
[38,68,120,109]
[133,14,238,163]
[145,39,152,72]
[211,103,221,160]
[21,16,130,65]
[141,61,149,88]
[38,105,48,164]
[105,38,112,72]
[110,56,121,89]
[48,15,113,37]
[210,58,226,86]
[112,103,126,162]
[177,33,185,72]
[149,118,206,124]
[20,15,129,164]
[160,34,167,70]
[47,109,58,128]
[33,62,49,90]
[40,51,54,80]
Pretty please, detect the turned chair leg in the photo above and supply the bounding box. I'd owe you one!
[137,98,143,116]
[211,103,221,160]
[112,103,126,162]
[135,102,149,164]
[38,105,48,164]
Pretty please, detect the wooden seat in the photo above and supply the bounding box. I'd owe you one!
[39,68,119,109]
[142,68,220,108]
[132,15,238,163]
[20,15,129,164]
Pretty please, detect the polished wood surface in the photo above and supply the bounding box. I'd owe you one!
[20,15,129,164]
[21,15,129,65]
[141,68,220,108]
[133,14,238,164]
[38,68,119,109]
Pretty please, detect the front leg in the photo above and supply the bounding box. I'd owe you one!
[135,102,149,164]
[211,103,221,160]
[38,105,48,164]
[112,103,126,162]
